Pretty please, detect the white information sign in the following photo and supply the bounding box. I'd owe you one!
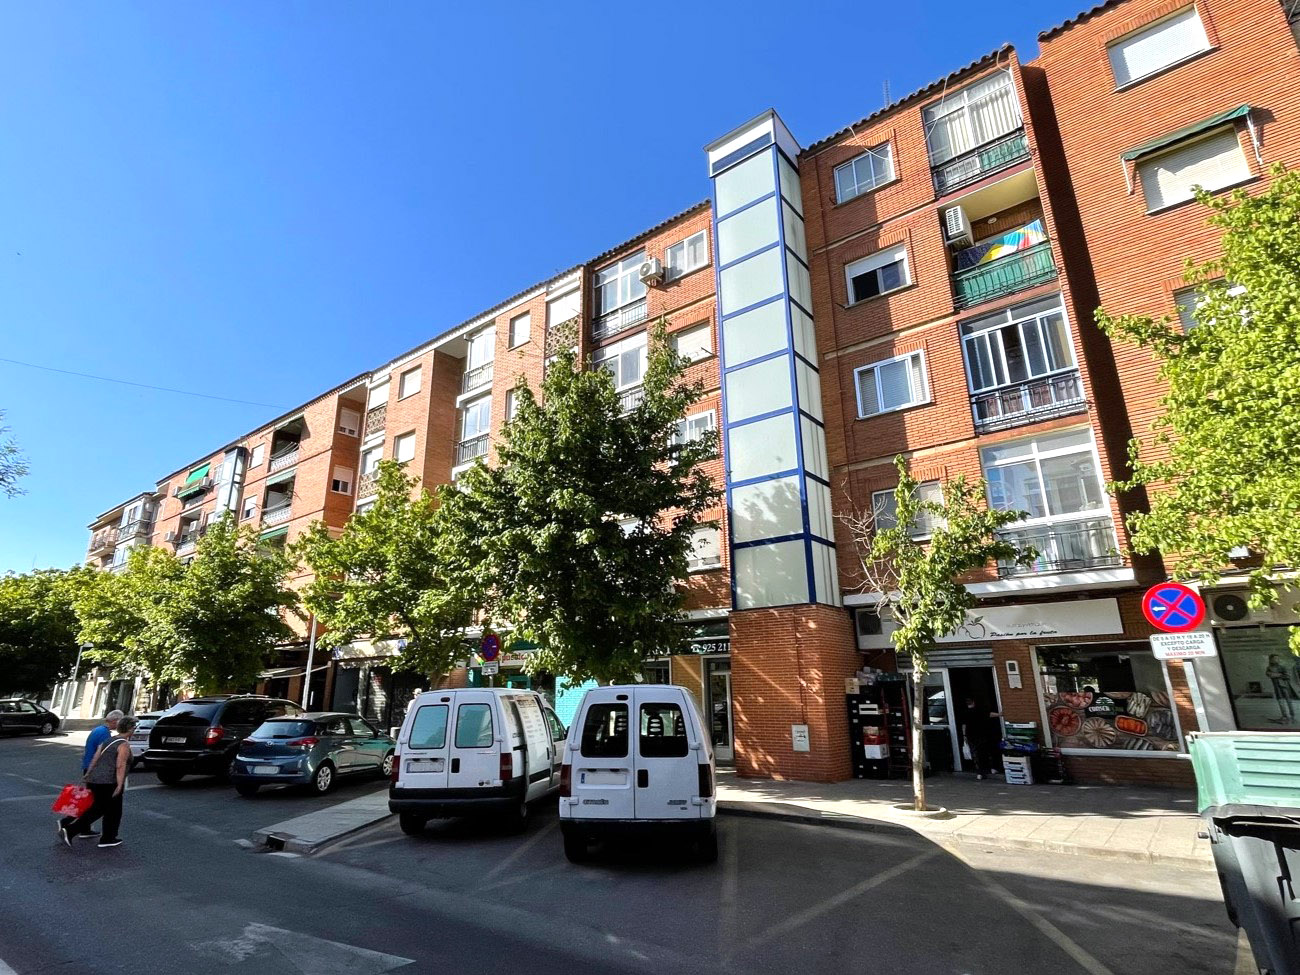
[1150,631,1218,660]
[480,659,500,676]
[791,724,810,752]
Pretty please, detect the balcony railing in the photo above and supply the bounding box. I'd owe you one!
[462,361,494,394]
[88,528,119,554]
[932,130,1030,196]
[356,470,378,499]
[617,386,645,413]
[455,435,490,466]
[261,504,292,528]
[953,243,1056,309]
[364,403,386,438]
[118,519,153,541]
[996,517,1123,578]
[269,444,300,473]
[592,298,647,341]
[971,372,1086,432]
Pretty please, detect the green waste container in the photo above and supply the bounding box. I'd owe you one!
[1189,732,1300,974]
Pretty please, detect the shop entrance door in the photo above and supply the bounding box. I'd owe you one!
[705,658,734,764]
[917,670,960,774]
[947,666,1003,774]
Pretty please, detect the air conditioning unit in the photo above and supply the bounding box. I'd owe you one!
[943,205,973,247]
[164,530,176,542]
[638,257,665,286]
[1210,591,1275,625]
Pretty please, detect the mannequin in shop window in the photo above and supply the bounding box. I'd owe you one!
[959,696,1002,780]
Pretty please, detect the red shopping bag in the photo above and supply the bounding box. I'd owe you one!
[52,784,93,818]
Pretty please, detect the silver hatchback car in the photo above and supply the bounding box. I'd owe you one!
[231,712,395,797]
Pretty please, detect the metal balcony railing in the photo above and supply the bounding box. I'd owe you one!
[88,528,119,553]
[996,517,1123,578]
[932,130,1030,196]
[261,504,292,528]
[617,386,645,413]
[953,243,1056,309]
[462,361,494,394]
[356,470,378,499]
[971,372,1086,432]
[364,403,386,438]
[269,444,300,473]
[117,519,153,540]
[455,435,490,466]
[592,298,648,341]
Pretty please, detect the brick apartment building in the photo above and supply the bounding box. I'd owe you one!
[69,0,1300,787]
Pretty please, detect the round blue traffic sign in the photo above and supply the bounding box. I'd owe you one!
[1141,583,1206,633]
[480,633,501,662]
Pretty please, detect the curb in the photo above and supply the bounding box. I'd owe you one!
[718,801,914,837]
[251,813,393,855]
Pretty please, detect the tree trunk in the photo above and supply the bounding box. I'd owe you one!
[911,666,927,812]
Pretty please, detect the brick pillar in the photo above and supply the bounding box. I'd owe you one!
[730,604,858,782]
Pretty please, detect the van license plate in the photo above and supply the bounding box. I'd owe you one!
[406,758,444,772]
[579,769,627,786]
[164,737,187,744]
[253,766,279,775]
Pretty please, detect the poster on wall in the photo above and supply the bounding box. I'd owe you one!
[1039,643,1180,752]
[1216,626,1300,731]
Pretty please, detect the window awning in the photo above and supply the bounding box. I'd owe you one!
[1121,104,1251,161]
[257,666,303,679]
[259,526,289,541]
[265,468,297,487]
[184,462,211,485]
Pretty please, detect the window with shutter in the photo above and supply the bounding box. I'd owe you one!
[1138,127,1250,211]
[1108,7,1211,88]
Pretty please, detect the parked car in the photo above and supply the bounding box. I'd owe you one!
[143,695,303,784]
[231,712,395,796]
[0,699,60,736]
[389,688,567,835]
[559,684,716,864]
[127,713,162,767]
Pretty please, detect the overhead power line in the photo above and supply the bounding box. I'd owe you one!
[0,356,284,409]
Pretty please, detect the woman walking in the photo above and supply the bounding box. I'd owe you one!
[61,715,136,849]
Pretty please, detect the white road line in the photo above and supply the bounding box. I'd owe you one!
[477,862,568,892]
[945,844,1117,975]
[0,795,47,803]
[741,849,938,953]
[1233,928,1257,975]
[0,956,17,974]
[474,820,558,890]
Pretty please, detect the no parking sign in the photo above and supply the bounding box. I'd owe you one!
[1141,583,1206,633]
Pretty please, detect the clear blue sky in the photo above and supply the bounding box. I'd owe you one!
[0,1,1086,572]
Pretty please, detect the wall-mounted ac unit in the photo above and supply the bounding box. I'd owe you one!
[1210,591,1275,625]
[164,530,176,542]
[638,257,665,286]
[943,205,973,247]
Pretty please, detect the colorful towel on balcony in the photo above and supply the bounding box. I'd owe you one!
[955,219,1046,270]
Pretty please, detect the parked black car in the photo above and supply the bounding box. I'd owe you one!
[143,695,303,784]
[0,699,60,736]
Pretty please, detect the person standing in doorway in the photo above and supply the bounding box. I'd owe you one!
[61,716,136,849]
[958,696,1001,780]
[58,709,122,840]
[1265,655,1297,723]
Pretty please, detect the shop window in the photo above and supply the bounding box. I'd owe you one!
[643,661,670,685]
[1217,626,1300,731]
[1038,642,1181,752]
[639,702,689,758]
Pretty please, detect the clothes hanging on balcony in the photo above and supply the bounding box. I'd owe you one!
[955,219,1046,270]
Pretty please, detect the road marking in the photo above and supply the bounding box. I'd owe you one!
[740,849,938,954]
[0,956,17,974]
[945,844,1117,975]
[192,922,413,973]
[1233,929,1256,974]
[0,794,47,803]
[477,862,568,892]
[474,819,558,890]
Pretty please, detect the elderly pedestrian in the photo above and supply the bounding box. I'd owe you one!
[61,716,137,849]
[58,709,123,840]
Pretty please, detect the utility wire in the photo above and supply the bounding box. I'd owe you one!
[0,356,284,409]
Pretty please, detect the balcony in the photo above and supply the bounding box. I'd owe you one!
[953,243,1056,309]
[592,298,647,341]
[971,373,1086,432]
[462,361,494,394]
[364,403,386,438]
[997,517,1123,578]
[261,504,292,528]
[88,527,119,555]
[356,470,378,499]
[268,444,299,473]
[174,476,212,499]
[118,519,153,541]
[617,387,645,413]
[932,130,1030,197]
[455,435,490,466]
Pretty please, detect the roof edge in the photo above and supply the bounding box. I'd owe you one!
[1039,0,1125,41]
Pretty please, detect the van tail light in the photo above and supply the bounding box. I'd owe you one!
[698,763,714,799]
[391,755,401,784]
[205,726,226,746]
[286,737,319,749]
[499,751,513,782]
[560,764,572,797]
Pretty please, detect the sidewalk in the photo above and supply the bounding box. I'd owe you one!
[717,769,1211,870]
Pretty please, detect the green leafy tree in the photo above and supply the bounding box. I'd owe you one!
[437,319,719,685]
[1097,165,1300,651]
[0,410,29,498]
[846,457,1032,811]
[0,567,93,695]
[75,546,186,685]
[294,460,475,678]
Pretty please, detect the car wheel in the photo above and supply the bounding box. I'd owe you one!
[235,782,260,798]
[503,799,529,833]
[380,751,395,779]
[311,761,335,795]
[563,832,590,864]
[399,813,426,836]
[38,721,55,736]
[156,770,185,786]
[696,825,719,865]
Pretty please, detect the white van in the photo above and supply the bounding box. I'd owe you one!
[389,687,568,835]
[559,684,717,863]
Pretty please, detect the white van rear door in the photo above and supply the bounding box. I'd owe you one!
[511,694,553,798]
[572,692,634,820]
[448,692,501,789]
[399,697,451,790]
[633,688,701,820]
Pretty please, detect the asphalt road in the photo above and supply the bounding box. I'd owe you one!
[0,730,1246,974]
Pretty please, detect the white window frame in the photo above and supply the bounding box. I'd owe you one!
[504,388,517,422]
[1175,281,1246,331]
[594,251,647,317]
[834,143,894,203]
[686,524,723,572]
[854,350,930,418]
[338,408,360,437]
[1107,6,1212,89]
[250,444,265,468]
[871,481,945,540]
[360,445,382,476]
[1137,127,1251,213]
[593,332,648,391]
[666,231,708,280]
[466,328,495,369]
[509,311,531,348]
[845,244,910,304]
[671,410,716,447]
[241,495,258,521]
[922,69,1022,166]
[398,366,422,400]
[671,322,714,364]
[393,431,417,464]
[960,295,1077,394]
[460,395,492,441]
[979,428,1110,530]
[367,380,390,411]
[331,467,353,495]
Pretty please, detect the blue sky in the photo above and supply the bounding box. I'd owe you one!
[0,1,1087,572]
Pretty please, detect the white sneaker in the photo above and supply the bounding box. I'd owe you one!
[59,827,72,848]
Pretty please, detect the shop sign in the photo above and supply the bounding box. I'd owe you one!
[1150,631,1217,660]
[859,598,1124,649]
[689,639,731,655]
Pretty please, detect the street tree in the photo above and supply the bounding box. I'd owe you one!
[1097,164,1300,651]
[294,460,475,679]
[845,457,1032,811]
[0,567,93,695]
[436,319,719,685]
[0,410,29,498]
[75,546,186,685]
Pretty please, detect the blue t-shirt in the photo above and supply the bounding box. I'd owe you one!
[82,724,111,771]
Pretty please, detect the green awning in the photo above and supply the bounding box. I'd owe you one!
[259,526,289,541]
[265,468,297,487]
[1122,105,1251,161]
[184,462,211,485]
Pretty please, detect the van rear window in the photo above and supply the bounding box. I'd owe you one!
[454,704,494,748]
[639,703,689,758]
[580,703,628,758]
[409,705,448,749]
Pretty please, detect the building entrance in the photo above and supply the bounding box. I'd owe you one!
[705,657,734,763]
